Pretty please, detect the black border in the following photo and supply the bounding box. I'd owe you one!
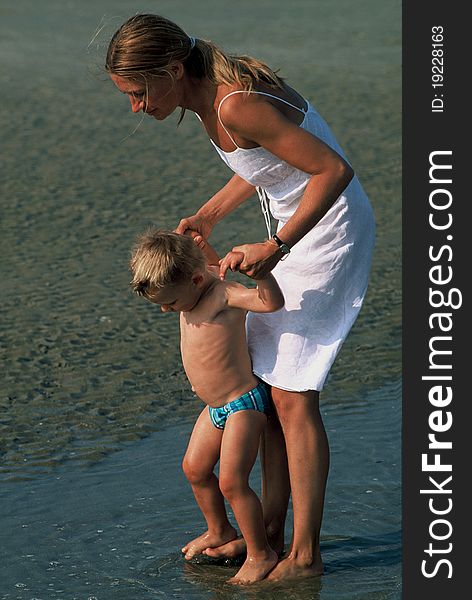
[403,2,467,597]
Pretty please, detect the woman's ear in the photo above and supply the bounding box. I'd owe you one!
[170,61,184,80]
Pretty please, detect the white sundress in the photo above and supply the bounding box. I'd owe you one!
[199,90,375,392]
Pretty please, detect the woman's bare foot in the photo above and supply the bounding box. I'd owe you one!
[266,552,324,581]
[227,548,278,584]
[181,526,237,560]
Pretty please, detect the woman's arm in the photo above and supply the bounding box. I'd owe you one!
[218,94,354,278]
[175,174,256,238]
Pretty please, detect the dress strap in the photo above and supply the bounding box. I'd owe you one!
[216,91,244,149]
[217,90,308,149]
[247,90,307,114]
[256,187,272,239]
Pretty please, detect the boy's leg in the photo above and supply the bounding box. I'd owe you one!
[218,410,278,583]
[205,409,291,560]
[181,407,237,559]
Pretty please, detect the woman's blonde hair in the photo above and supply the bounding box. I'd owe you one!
[106,14,284,122]
[130,228,205,298]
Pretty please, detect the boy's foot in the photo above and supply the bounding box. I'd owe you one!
[266,553,324,581]
[227,548,278,585]
[181,526,237,560]
[205,534,285,559]
[204,536,246,559]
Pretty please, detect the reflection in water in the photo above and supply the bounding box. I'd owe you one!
[181,558,322,600]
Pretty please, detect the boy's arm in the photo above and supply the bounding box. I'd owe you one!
[184,230,220,266]
[225,273,284,313]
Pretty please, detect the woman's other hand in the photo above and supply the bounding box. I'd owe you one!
[175,213,213,241]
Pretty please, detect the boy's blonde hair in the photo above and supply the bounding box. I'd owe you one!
[130,229,205,298]
[105,14,284,124]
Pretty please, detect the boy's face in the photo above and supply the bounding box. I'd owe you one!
[147,274,204,313]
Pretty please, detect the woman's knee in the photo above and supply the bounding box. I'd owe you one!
[271,388,321,424]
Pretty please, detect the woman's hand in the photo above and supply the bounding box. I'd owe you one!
[219,240,281,280]
[175,213,214,241]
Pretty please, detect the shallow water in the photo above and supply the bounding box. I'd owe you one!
[1,381,400,599]
[1,0,401,597]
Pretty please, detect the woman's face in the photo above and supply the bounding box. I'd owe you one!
[110,72,181,120]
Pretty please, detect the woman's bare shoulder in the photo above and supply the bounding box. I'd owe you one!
[218,82,306,132]
[217,85,264,117]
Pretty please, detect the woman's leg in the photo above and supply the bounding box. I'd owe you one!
[260,412,291,554]
[267,388,329,580]
[181,407,237,559]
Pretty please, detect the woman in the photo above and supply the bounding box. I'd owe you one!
[106,13,375,580]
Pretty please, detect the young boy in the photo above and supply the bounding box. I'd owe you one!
[129,228,284,584]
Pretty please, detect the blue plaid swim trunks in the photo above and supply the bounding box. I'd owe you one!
[208,381,271,429]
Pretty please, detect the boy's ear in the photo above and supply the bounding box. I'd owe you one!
[191,272,204,287]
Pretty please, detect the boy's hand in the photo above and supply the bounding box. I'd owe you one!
[219,241,281,280]
[185,230,206,250]
[219,251,245,280]
[184,229,220,266]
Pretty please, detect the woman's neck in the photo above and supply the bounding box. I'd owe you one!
[181,76,217,118]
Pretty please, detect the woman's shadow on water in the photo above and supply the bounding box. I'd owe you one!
[178,530,401,599]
